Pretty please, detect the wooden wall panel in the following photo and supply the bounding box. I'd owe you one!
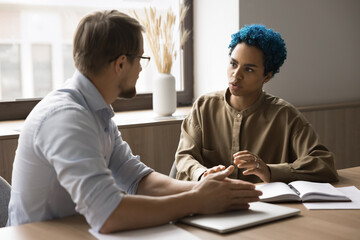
[301,104,360,169]
[119,122,182,175]
[0,138,18,184]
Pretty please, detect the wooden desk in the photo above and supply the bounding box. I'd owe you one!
[1,167,359,240]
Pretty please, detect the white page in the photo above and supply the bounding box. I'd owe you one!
[256,182,299,201]
[303,186,360,210]
[89,223,201,240]
[289,181,346,199]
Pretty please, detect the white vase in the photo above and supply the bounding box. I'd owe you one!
[152,73,177,116]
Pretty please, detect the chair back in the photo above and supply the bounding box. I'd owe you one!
[169,161,177,179]
[0,176,11,227]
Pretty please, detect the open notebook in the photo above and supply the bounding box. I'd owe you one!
[180,202,300,233]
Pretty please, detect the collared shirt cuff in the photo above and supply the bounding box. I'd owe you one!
[268,163,295,183]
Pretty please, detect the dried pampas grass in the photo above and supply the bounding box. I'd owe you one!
[132,5,190,74]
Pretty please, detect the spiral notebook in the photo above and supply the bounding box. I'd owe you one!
[180,202,300,233]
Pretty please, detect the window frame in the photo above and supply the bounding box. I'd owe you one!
[0,0,194,121]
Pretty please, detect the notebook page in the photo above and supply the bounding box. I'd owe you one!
[303,186,360,209]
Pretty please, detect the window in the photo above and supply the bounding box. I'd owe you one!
[0,44,21,99]
[0,0,193,120]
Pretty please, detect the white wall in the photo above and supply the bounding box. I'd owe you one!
[194,0,360,106]
[193,0,239,99]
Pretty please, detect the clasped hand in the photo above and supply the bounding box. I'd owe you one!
[233,150,270,182]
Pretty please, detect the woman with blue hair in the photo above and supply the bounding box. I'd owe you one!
[175,24,338,183]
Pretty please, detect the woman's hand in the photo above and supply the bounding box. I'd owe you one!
[233,150,270,182]
[202,165,226,178]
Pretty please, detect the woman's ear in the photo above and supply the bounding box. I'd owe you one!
[264,71,273,83]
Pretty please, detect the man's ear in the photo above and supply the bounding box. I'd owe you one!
[264,71,273,83]
[115,55,127,74]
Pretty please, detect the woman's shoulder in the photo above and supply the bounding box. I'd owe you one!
[263,92,308,122]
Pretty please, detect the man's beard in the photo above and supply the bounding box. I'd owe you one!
[118,87,136,99]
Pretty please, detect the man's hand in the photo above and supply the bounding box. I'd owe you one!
[192,165,262,214]
[233,150,271,182]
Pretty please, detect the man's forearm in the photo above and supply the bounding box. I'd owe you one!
[100,190,197,233]
[136,172,196,196]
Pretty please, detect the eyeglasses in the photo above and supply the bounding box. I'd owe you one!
[109,53,151,68]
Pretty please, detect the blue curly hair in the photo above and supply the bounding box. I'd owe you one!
[229,24,287,77]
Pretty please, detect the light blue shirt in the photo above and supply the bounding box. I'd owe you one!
[7,70,153,231]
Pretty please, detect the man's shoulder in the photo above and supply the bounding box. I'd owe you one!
[38,89,87,112]
[26,89,90,129]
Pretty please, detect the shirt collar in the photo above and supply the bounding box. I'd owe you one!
[69,70,115,122]
[224,88,265,117]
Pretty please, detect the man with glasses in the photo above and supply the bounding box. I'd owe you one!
[7,10,262,233]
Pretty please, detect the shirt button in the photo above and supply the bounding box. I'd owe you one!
[237,114,241,118]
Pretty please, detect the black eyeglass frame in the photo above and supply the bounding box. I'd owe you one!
[109,53,151,63]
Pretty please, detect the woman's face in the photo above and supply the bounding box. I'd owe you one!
[227,43,272,99]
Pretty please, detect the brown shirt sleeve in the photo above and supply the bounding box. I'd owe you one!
[175,91,242,181]
[175,108,207,181]
[268,120,339,183]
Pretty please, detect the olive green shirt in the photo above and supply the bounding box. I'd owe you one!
[175,89,338,183]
